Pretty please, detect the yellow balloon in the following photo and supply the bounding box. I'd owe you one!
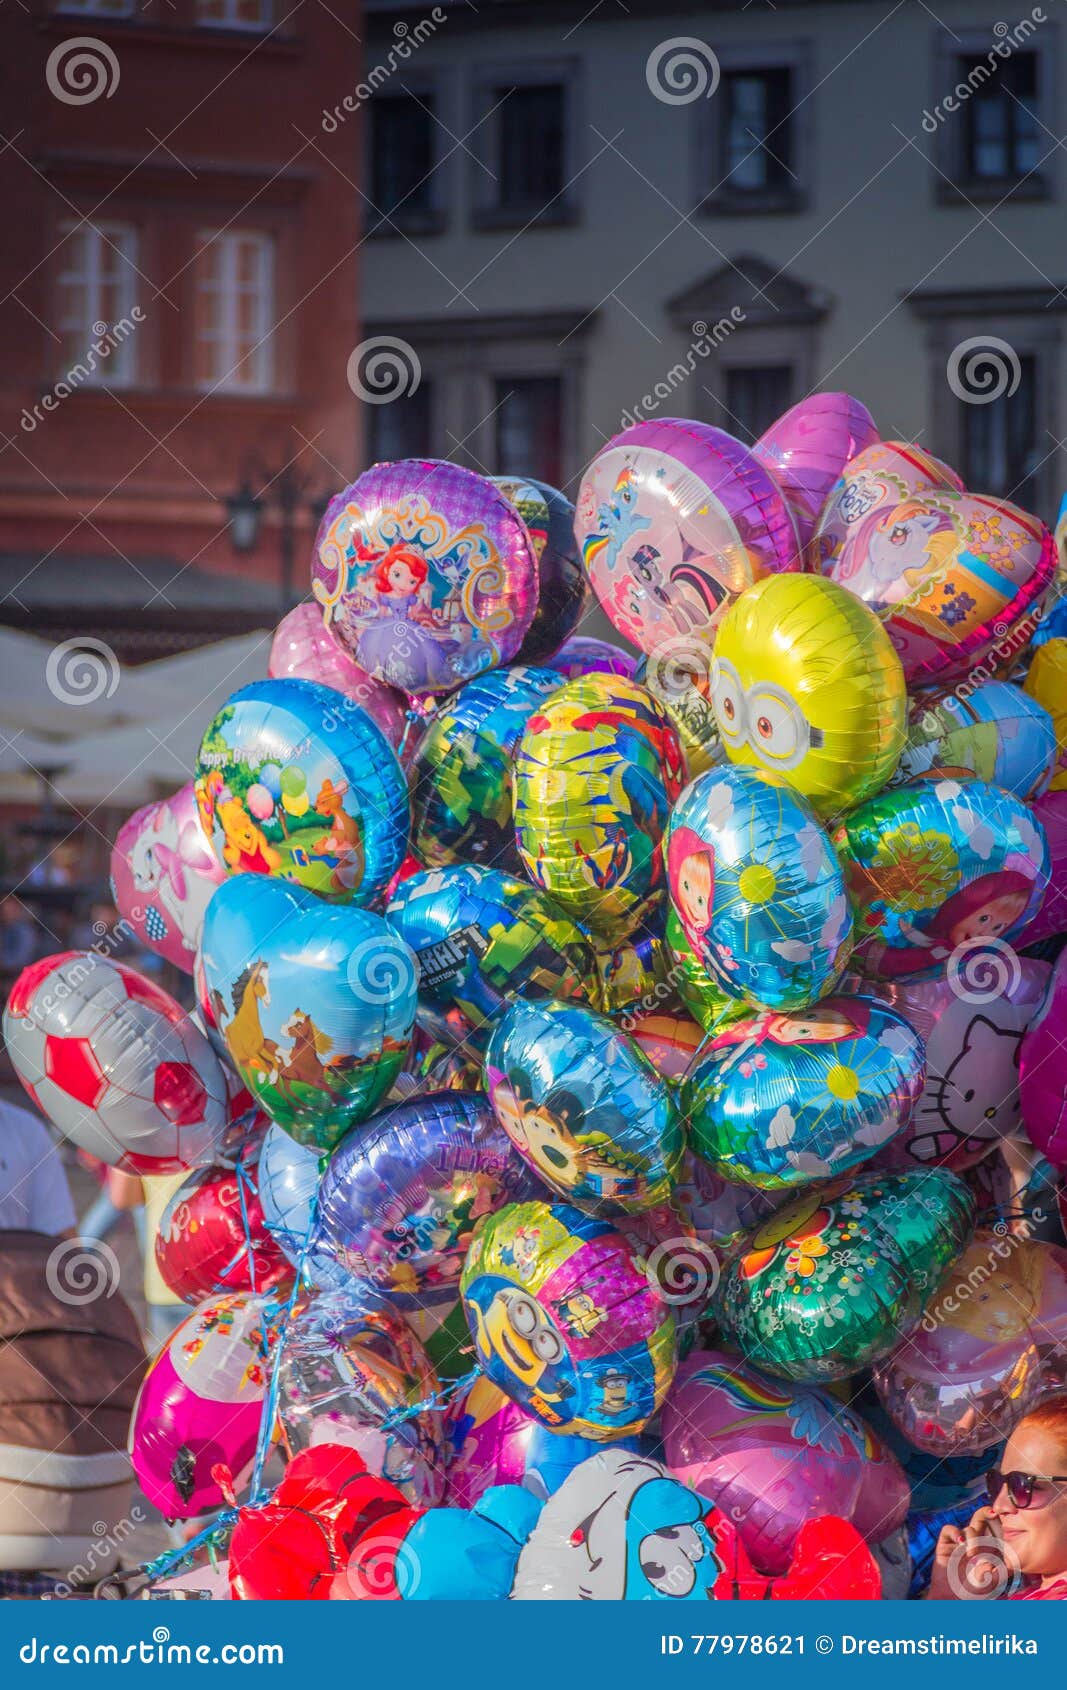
[1024,639,1067,791]
[709,573,907,817]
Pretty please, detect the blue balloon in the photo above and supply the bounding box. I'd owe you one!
[257,1122,345,1288]
[524,1424,643,1498]
[374,1484,543,1600]
[312,1091,542,1312]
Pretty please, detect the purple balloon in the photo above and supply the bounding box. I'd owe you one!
[1021,790,1067,946]
[1020,949,1067,1166]
[550,635,638,682]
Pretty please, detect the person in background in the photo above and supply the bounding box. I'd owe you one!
[0,1098,75,1237]
[928,1393,1067,1600]
[0,895,36,977]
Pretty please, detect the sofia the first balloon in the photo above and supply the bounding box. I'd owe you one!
[311,460,538,696]
[460,1200,676,1438]
[111,781,226,974]
[665,766,853,1010]
[492,477,585,664]
[574,419,798,656]
[267,602,407,750]
[752,391,878,552]
[809,439,963,571]
[683,996,925,1190]
[891,680,1056,802]
[485,997,684,1214]
[834,778,1048,982]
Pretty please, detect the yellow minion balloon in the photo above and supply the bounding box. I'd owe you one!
[710,574,907,817]
[1024,639,1067,791]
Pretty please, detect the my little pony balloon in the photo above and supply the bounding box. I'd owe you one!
[311,460,538,695]
[550,635,638,682]
[753,391,878,552]
[891,680,1056,802]
[111,781,226,973]
[830,490,1054,685]
[716,1168,975,1382]
[663,1350,910,1574]
[267,602,407,749]
[200,876,417,1151]
[665,766,853,1010]
[865,959,1049,1171]
[313,1092,541,1310]
[485,997,684,1213]
[460,1200,676,1438]
[710,574,907,816]
[874,1233,1067,1455]
[683,995,925,1189]
[492,476,585,664]
[809,439,963,570]
[574,419,798,656]
[387,864,597,1051]
[834,778,1049,982]
[409,666,563,870]
[154,1160,295,1303]
[513,674,685,942]
[195,678,409,905]
[1020,949,1067,1167]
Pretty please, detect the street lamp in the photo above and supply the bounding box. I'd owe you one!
[224,456,320,609]
[225,481,264,554]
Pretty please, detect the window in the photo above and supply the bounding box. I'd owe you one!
[368,382,433,464]
[961,353,1039,509]
[370,94,438,227]
[196,0,273,27]
[721,69,794,194]
[959,53,1040,183]
[55,221,139,387]
[493,376,563,485]
[195,231,275,393]
[497,85,565,211]
[725,365,794,443]
[472,62,580,227]
[55,0,134,13]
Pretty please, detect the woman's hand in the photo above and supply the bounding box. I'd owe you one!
[927,1507,1008,1600]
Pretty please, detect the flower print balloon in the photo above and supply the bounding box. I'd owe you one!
[665,766,853,1011]
[809,439,963,572]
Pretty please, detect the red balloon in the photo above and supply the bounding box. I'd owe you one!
[155,1162,295,1303]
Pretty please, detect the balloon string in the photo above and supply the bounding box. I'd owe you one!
[248,1180,320,1503]
[379,1364,481,1432]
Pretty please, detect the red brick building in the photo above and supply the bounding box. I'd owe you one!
[0,0,364,658]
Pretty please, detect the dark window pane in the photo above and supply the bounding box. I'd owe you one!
[961,353,1038,508]
[725,365,793,443]
[494,376,563,485]
[496,84,565,209]
[371,95,435,216]
[722,69,792,191]
[959,52,1040,180]
[369,381,433,463]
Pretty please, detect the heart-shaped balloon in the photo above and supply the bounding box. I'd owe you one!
[110,781,226,973]
[200,875,418,1151]
[809,439,963,570]
[753,392,878,552]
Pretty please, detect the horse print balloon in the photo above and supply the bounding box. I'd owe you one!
[111,781,226,973]
[311,460,538,696]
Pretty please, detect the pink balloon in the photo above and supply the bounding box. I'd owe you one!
[445,1376,534,1507]
[110,781,226,973]
[1020,948,1067,1166]
[268,602,407,749]
[810,439,963,571]
[245,782,274,821]
[662,1349,909,1574]
[1021,791,1067,945]
[754,392,878,553]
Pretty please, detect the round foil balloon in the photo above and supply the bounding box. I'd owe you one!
[492,476,585,664]
[873,1233,1067,1455]
[710,574,907,817]
[663,905,748,1033]
[484,998,684,1213]
[550,635,638,682]
[154,1161,295,1303]
[663,1349,910,1575]
[627,1010,705,1082]
[194,678,409,905]
[199,876,417,1151]
[460,1199,676,1438]
[830,490,1054,685]
[256,1121,343,1284]
[834,778,1049,982]
[110,781,226,974]
[637,643,721,777]
[513,674,685,942]
[276,1284,447,1506]
[715,1168,975,1382]
[312,1092,541,1311]
[409,666,563,871]
[574,419,798,655]
[589,907,670,1017]
[130,1290,284,1518]
[1024,639,1067,790]
[386,863,597,1051]
[809,439,964,571]
[665,766,853,1010]
[891,680,1056,802]
[753,392,879,552]
[267,602,407,749]
[683,996,925,1190]
[3,952,228,1172]
[672,1152,784,1248]
[445,1376,535,1508]
[865,958,1049,1171]
[1020,950,1067,1167]
[311,459,538,695]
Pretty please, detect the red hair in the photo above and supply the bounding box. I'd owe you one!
[1019,1392,1067,1457]
[926,869,1033,943]
[371,543,427,595]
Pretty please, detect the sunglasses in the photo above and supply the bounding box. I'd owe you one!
[986,1469,1067,1511]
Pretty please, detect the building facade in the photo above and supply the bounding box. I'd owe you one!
[361,0,1066,527]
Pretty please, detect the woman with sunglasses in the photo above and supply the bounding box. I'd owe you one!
[928,1394,1067,1600]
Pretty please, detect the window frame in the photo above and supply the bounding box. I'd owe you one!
[194,228,276,396]
[694,42,812,218]
[54,219,140,390]
[366,76,450,238]
[195,0,274,32]
[54,0,135,15]
[469,56,583,231]
[929,25,1056,205]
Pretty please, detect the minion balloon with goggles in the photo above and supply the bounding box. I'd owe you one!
[711,575,907,818]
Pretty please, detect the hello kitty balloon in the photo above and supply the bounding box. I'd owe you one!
[111,782,226,973]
